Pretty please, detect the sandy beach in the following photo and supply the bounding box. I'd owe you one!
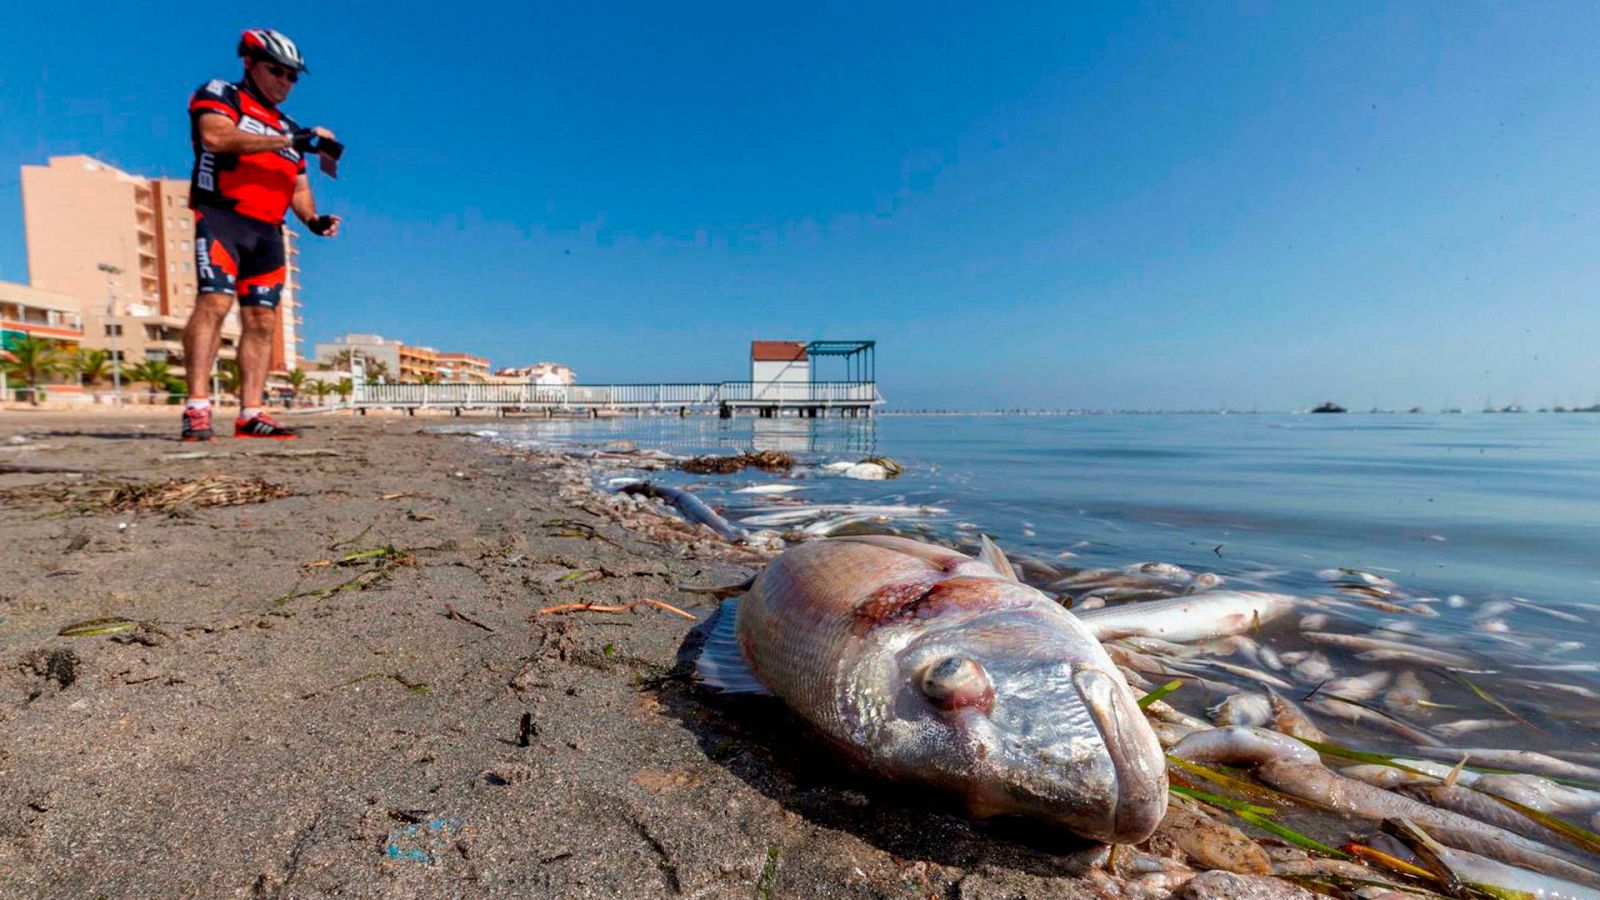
[0,412,1307,899]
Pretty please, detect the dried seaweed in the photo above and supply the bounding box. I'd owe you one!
[0,475,289,514]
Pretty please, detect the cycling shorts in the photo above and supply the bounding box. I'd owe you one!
[194,205,286,308]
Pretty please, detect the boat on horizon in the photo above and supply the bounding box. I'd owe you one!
[1310,401,1347,414]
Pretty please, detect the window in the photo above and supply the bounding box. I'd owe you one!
[183,262,192,273]
[181,240,191,252]
[167,217,174,230]
[182,218,191,230]
[105,324,123,337]
[169,262,176,273]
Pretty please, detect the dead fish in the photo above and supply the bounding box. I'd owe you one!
[1323,671,1393,703]
[1075,591,1296,643]
[1305,696,1443,746]
[1509,598,1586,625]
[1408,748,1600,783]
[1383,671,1434,718]
[1298,613,1331,631]
[1301,631,1476,668]
[1291,652,1335,685]
[1432,719,1515,740]
[1210,693,1273,727]
[694,534,1168,844]
[1266,689,1327,742]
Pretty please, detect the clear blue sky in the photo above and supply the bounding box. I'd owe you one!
[3,1,1598,409]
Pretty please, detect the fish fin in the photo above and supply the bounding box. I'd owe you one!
[978,535,1021,582]
[694,598,772,695]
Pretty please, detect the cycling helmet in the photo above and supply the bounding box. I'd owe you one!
[238,28,308,73]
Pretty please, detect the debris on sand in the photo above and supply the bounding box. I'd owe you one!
[0,474,290,514]
[535,598,696,620]
[677,450,793,474]
[57,616,139,637]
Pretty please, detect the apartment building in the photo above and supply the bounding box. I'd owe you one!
[312,333,402,379]
[1,280,86,398]
[436,352,490,383]
[491,362,576,386]
[397,344,440,382]
[20,155,302,377]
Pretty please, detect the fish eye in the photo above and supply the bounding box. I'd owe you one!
[920,656,994,713]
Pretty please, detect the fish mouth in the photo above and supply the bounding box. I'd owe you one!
[1074,665,1169,843]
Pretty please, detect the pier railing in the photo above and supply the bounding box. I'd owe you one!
[351,380,881,410]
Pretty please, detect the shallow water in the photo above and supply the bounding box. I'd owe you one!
[468,412,1600,754]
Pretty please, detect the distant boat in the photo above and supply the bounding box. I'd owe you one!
[1310,401,1347,414]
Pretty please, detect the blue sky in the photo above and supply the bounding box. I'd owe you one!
[3,1,1598,409]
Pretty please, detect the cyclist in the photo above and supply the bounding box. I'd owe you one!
[180,28,340,440]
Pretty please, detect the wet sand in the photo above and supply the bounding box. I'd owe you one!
[0,412,1309,899]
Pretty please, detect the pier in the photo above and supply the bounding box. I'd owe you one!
[348,339,881,418]
[349,379,882,417]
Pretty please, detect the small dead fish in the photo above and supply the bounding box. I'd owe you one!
[1305,696,1443,746]
[1323,671,1392,703]
[1266,688,1326,742]
[1432,718,1515,739]
[1209,693,1273,727]
[1302,631,1476,668]
[1408,747,1600,783]
[1298,613,1331,631]
[1291,652,1335,685]
[1383,671,1433,718]
[1076,591,1296,643]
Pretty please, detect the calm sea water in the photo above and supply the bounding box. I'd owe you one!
[470,413,1600,680]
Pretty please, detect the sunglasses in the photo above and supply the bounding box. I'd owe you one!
[256,59,299,82]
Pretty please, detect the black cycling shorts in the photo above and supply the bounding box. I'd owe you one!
[194,205,286,308]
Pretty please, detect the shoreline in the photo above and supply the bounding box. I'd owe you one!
[0,411,1313,898]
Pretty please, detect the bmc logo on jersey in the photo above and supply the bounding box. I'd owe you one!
[197,152,217,191]
[240,116,301,163]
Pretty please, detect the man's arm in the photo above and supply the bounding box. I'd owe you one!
[291,174,341,237]
[197,113,292,155]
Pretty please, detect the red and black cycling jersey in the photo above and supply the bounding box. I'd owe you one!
[187,78,305,224]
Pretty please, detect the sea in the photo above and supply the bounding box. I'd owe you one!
[462,412,1600,750]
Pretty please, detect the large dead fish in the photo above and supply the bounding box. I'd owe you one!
[695,534,1168,844]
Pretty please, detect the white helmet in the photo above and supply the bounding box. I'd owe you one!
[238,28,307,73]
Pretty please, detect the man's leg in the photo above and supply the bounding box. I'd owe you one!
[183,293,234,400]
[237,305,276,414]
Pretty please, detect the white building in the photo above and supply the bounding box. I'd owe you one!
[750,340,809,400]
[492,362,576,386]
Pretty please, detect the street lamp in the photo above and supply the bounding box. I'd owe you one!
[96,263,124,405]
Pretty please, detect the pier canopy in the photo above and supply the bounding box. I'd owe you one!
[804,340,875,383]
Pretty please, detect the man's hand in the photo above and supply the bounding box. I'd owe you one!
[307,214,342,237]
[291,126,338,154]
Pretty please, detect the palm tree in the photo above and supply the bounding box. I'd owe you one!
[1,336,66,405]
[215,359,241,402]
[73,348,114,396]
[283,368,307,406]
[363,359,391,385]
[307,379,334,407]
[122,358,174,403]
[324,347,357,370]
[335,377,353,403]
[416,371,440,385]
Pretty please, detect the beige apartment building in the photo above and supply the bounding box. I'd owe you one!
[437,352,490,382]
[20,155,302,378]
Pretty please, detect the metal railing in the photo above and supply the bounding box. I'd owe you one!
[352,381,881,409]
